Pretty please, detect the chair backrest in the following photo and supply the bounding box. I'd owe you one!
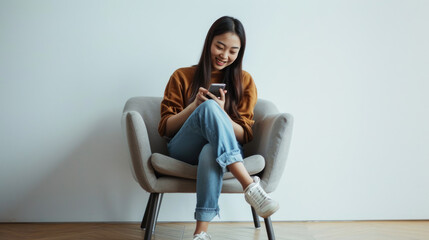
[123,96,281,157]
[123,96,168,155]
[243,98,281,157]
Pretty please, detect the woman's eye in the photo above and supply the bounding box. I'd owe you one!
[216,46,223,50]
[231,51,237,55]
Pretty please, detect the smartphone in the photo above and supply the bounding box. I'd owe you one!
[207,83,226,98]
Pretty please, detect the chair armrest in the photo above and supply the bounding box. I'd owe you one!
[121,111,158,192]
[244,112,294,193]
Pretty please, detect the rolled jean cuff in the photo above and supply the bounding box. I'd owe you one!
[195,207,219,222]
[216,149,243,172]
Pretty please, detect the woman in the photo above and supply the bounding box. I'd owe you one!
[158,16,279,240]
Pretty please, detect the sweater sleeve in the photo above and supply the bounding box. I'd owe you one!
[234,71,258,143]
[158,70,187,137]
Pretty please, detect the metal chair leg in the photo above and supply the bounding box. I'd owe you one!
[251,207,261,228]
[264,217,276,240]
[144,193,159,240]
[152,193,164,233]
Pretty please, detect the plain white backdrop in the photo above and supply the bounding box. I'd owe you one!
[1,0,428,222]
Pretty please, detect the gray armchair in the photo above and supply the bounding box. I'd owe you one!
[122,97,293,240]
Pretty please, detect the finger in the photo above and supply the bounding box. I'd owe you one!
[199,87,208,94]
[198,91,208,101]
[219,89,226,101]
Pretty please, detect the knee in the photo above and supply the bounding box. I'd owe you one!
[198,144,217,166]
[199,144,215,160]
[198,144,222,175]
[198,100,221,114]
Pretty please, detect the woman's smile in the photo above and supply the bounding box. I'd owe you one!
[215,57,227,66]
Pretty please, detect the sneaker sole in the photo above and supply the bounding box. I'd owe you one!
[257,203,280,218]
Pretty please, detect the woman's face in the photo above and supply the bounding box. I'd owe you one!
[210,32,241,71]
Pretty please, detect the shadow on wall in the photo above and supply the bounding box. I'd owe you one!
[4,111,149,222]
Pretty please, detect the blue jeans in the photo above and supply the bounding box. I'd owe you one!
[167,100,244,222]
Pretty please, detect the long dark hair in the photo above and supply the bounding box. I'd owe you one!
[189,16,246,120]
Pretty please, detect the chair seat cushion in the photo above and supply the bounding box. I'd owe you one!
[151,153,265,180]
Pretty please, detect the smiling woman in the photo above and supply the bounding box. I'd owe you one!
[157,16,279,240]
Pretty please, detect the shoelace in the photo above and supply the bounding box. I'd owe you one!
[248,184,270,207]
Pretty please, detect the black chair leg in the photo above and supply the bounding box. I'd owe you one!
[251,207,261,228]
[144,193,160,240]
[264,217,276,240]
[141,193,154,229]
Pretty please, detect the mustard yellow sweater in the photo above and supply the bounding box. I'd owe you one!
[158,66,258,143]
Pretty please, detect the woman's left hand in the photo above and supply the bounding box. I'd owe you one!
[206,88,227,110]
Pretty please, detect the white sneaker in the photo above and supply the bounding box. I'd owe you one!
[244,176,280,218]
[193,231,211,240]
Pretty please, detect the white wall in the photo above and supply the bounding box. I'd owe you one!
[1,0,428,222]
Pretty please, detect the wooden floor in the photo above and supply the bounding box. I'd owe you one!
[1,221,428,240]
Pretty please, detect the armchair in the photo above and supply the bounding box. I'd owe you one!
[122,97,293,240]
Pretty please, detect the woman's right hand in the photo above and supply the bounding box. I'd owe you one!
[192,87,209,108]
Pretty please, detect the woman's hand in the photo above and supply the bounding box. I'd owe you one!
[192,87,227,110]
[206,88,227,110]
[192,87,209,108]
